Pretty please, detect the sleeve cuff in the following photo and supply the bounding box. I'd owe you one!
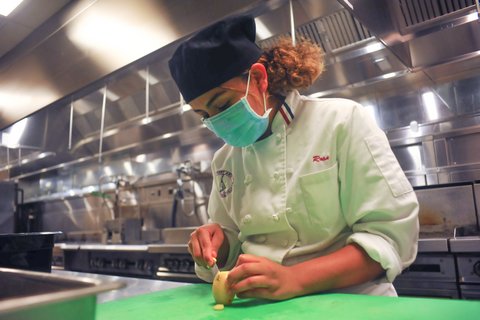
[195,264,214,283]
[346,232,402,282]
[222,226,242,270]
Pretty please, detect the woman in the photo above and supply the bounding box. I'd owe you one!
[169,15,419,300]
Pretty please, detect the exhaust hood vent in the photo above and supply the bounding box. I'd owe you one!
[399,0,476,27]
[341,0,480,70]
[315,9,372,50]
[259,9,372,52]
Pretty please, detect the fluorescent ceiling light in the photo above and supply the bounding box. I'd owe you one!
[381,72,398,79]
[137,70,159,85]
[123,161,133,175]
[141,117,152,125]
[343,0,353,9]
[364,42,384,54]
[135,154,146,163]
[254,18,273,40]
[103,166,113,176]
[407,146,423,171]
[0,0,23,16]
[422,91,439,120]
[105,89,120,102]
[2,118,27,148]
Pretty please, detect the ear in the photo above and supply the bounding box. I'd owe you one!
[250,63,268,93]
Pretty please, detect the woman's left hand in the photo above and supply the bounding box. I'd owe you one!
[227,254,304,300]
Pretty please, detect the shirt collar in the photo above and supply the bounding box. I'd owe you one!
[271,90,301,131]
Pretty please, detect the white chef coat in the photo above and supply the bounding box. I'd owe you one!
[196,90,419,296]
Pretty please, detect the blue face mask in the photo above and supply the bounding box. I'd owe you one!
[202,72,272,147]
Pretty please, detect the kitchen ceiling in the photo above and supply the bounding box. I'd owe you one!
[0,0,73,131]
[1,0,479,131]
[0,0,72,61]
[0,0,279,130]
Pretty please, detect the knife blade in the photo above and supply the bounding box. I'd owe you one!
[209,257,219,276]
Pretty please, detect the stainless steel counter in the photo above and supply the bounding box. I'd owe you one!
[52,269,191,303]
[0,268,125,320]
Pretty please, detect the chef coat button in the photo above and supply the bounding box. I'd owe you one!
[273,171,280,180]
[286,167,294,175]
[275,133,282,143]
[244,174,252,185]
[243,215,252,224]
[285,207,293,214]
[272,214,279,222]
[282,240,289,247]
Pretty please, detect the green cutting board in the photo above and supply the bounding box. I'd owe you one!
[97,283,480,320]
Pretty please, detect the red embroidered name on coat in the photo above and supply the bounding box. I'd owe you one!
[312,155,329,162]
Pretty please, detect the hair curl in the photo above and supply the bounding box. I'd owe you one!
[258,36,324,95]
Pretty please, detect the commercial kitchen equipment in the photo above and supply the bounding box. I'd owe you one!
[0,181,23,233]
[48,165,209,282]
[0,231,60,272]
[61,241,198,282]
[394,182,480,299]
[450,226,480,299]
[0,267,123,320]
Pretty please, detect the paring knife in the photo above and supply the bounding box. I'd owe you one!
[210,257,219,276]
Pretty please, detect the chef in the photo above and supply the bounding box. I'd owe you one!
[168,15,419,300]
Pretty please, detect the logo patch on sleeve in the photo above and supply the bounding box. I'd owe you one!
[216,170,234,198]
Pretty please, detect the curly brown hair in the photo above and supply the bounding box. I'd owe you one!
[258,36,324,95]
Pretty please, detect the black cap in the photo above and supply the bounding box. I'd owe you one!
[168,15,263,102]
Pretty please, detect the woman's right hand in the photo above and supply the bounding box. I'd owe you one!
[188,223,225,268]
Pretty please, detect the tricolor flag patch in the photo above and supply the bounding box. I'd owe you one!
[279,101,294,125]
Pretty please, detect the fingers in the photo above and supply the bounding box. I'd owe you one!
[228,255,263,287]
[237,287,273,299]
[188,231,205,266]
[188,224,224,267]
[234,254,261,266]
[232,274,271,294]
[227,255,289,300]
[197,228,216,266]
[210,228,225,261]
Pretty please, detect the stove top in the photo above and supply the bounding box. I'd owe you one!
[57,242,197,282]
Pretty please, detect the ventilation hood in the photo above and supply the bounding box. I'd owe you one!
[2,0,480,179]
[330,0,480,97]
[0,0,288,129]
[340,0,480,70]
[2,0,479,129]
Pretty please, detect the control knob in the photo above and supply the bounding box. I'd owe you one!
[118,259,127,269]
[144,260,154,272]
[136,259,145,270]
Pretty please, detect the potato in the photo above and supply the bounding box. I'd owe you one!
[213,304,224,311]
[212,271,234,305]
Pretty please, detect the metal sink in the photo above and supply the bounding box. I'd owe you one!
[0,267,124,320]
